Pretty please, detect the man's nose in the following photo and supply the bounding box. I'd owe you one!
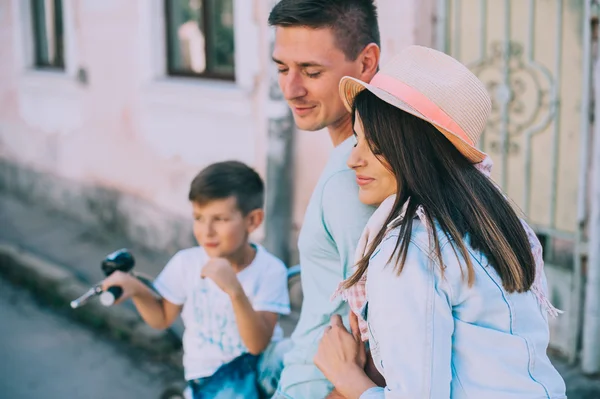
[282,71,307,101]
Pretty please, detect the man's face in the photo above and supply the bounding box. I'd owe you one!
[272,26,362,132]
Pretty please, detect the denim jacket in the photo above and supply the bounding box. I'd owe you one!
[359,219,567,399]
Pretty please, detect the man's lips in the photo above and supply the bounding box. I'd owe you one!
[291,105,316,116]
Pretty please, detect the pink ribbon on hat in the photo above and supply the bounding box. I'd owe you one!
[369,73,474,146]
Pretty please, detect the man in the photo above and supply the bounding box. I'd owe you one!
[268,1,381,397]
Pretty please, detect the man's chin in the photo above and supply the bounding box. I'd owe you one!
[292,116,327,132]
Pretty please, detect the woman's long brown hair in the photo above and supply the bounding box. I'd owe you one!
[344,90,535,293]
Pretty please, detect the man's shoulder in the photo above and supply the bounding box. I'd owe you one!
[321,169,372,215]
[321,138,361,190]
[321,167,358,193]
[321,137,355,175]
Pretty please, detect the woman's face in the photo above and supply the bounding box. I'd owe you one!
[347,112,398,206]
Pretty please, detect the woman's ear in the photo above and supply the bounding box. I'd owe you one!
[245,209,265,234]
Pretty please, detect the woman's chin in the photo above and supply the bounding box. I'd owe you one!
[358,191,383,207]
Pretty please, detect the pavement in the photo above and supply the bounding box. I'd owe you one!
[0,276,184,399]
[1,190,599,398]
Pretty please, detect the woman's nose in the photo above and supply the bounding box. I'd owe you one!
[347,145,366,170]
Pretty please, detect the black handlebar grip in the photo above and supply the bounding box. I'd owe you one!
[101,249,135,276]
[99,286,123,306]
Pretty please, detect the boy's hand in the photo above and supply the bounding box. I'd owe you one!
[100,270,139,305]
[200,258,242,297]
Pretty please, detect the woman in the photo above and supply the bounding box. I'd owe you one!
[314,46,567,398]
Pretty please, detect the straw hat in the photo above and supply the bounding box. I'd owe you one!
[339,45,491,163]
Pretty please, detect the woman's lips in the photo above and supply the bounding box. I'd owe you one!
[356,175,375,186]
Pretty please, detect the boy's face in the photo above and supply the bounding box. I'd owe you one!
[272,26,365,132]
[191,197,261,259]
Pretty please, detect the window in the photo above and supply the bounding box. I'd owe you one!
[165,0,235,80]
[31,0,65,69]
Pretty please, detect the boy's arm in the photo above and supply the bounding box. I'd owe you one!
[201,258,277,355]
[230,291,279,354]
[132,287,182,330]
[101,271,182,330]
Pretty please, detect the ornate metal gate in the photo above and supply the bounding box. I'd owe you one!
[435,0,593,360]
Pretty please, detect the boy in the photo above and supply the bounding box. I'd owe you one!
[101,161,291,399]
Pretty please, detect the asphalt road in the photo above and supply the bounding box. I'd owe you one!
[0,277,184,399]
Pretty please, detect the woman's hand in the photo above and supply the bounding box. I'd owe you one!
[315,313,375,398]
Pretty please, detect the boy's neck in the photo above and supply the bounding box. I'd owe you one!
[328,113,353,147]
[227,243,257,273]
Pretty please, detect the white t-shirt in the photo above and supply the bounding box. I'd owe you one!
[154,244,291,381]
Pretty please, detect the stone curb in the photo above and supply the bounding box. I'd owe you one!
[0,241,183,370]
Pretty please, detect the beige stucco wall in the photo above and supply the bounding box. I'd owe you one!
[0,0,435,256]
[4,0,265,208]
[0,0,267,251]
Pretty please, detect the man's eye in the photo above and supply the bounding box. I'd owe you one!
[277,68,288,74]
[306,71,321,78]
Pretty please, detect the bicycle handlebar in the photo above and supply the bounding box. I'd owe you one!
[70,248,134,309]
[99,286,123,306]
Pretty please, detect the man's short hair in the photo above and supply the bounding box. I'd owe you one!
[188,161,264,215]
[268,0,380,61]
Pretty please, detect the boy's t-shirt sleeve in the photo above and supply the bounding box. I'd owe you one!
[154,251,188,306]
[322,170,374,279]
[252,260,291,315]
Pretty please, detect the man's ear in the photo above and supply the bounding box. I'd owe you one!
[245,209,265,234]
[358,43,380,82]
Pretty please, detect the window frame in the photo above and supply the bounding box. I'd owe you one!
[164,0,235,81]
[30,0,65,70]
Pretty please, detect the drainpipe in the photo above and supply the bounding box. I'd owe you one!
[261,0,294,266]
[582,17,600,374]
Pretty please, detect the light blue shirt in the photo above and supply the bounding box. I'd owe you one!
[277,136,375,398]
[359,218,567,399]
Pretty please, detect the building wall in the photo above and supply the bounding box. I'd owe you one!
[0,0,265,253]
[0,0,434,257]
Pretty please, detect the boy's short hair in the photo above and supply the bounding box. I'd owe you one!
[188,161,264,215]
[268,0,380,61]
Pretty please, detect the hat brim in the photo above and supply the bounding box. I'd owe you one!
[339,76,487,164]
